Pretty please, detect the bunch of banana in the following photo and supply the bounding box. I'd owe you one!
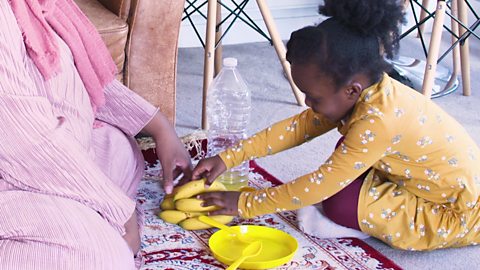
[158,179,234,230]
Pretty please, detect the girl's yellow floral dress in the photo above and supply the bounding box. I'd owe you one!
[219,73,480,250]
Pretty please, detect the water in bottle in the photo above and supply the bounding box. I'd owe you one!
[207,57,251,191]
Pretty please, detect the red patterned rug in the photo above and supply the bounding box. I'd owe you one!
[137,143,401,270]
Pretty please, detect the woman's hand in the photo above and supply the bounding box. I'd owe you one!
[142,112,192,194]
[197,191,241,216]
[192,155,227,187]
[155,135,192,193]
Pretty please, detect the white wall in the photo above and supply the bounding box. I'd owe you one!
[179,0,323,48]
[179,0,447,48]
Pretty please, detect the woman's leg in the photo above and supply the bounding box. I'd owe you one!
[90,124,145,199]
[90,124,145,257]
[0,191,135,270]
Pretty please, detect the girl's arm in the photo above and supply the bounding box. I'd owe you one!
[237,115,391,218]
[219,108,336,169]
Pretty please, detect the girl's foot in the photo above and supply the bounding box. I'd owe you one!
[297,205,370,239]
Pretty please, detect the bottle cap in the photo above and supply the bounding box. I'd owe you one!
[223,57,238,67]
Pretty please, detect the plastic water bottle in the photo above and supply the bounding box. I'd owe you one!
[207,57,251,191]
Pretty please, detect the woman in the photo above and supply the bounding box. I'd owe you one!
[0,0,191,269]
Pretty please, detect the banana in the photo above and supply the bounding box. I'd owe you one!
[173,179,227,201]
[160,196,175,210]
[158,210,188,224]
[161,184,183,209]
[179,215,234,230]
[158,209,205,224]
[175,198,220,212]
[184,211,204,218]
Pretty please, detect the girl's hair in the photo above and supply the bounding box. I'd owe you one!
[286,0,406,88]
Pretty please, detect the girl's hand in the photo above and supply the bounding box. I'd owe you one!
[197,191,241,216]
[192,155,227,187]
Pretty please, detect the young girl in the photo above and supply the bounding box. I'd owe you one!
[192,0,480,251]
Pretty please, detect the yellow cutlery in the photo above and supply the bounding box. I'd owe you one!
[226,241,263,270]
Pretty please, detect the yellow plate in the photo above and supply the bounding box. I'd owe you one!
[209,225,298,269]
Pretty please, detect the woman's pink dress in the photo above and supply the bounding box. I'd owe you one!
[0,1,158,268]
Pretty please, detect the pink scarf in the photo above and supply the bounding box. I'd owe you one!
[9,0,117,110]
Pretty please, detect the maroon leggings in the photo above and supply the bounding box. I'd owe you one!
[321,137,364,230]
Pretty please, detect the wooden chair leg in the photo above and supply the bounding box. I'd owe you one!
[214,1,223,76]
[418,0,431,38]
[202,0,218,129]
[450,0,461,77]
[422,0,446,97]
[256,0,305,106]
[439,0,462,91]
[457,0,471,96]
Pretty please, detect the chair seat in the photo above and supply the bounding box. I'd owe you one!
[75,0,128,78]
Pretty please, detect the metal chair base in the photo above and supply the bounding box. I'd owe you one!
[389,56,459,98]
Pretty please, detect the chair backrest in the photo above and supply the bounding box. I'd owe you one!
[96,0,131,20]
[76,0,185,124]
